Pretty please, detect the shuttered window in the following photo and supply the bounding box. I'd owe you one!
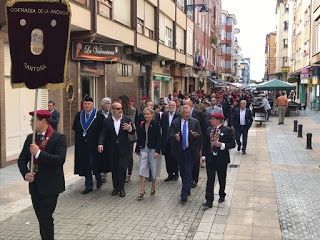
[113,0,131,27]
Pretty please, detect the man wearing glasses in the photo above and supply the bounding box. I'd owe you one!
[98,102,135,197]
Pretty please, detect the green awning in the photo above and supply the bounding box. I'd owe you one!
[153,74,171,82]
[256,79,296,91]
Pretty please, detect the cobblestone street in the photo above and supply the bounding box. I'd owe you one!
[0,111,319,240]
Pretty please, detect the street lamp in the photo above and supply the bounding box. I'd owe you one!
[186,3,209,13]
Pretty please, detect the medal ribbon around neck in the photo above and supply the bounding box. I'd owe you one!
[80,108,97,136]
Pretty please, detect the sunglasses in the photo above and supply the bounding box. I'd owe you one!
[113,107,122,110]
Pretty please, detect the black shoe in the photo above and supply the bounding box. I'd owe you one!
[148,177,153,182]
[164,176,174,182]
[242,150,246,154]
[180,197,187,204]
[111,189,119,196]
[218,197,225,203]
[191,181,197,188]
[237,145,241,151]
[202,201,213,210]
[81,189,92,195]
[119,189,126,197]
[96,182,102,190]
[173,175,179,181]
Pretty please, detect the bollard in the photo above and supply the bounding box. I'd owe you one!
[306,133,312,149]
[297,124,303,138]
[293,120,298,132]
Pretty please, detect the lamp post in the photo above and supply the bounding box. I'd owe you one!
[186,3,209,13]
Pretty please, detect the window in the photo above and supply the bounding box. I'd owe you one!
[98,0,112,19]
[186,27,193,56]
[176,26,185,53]
[285,3,289,12]
[144,2,155,39]
[145,27,154,39]
[137,18,144,34]
[283,39,288,48]
[284,21,288,31]
[177,0,185,11]
[117,64,133,77]
[165,26,173,48]
[186,0,193,19]
[282,57,288,66]
[316,24,320,53]
[159,13,166,44]
[113,0,131,27]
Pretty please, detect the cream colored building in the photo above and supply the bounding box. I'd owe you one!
[309,0,320,109]
[289,0,311,104]
[0,0,195,167]
[275,0,291,80]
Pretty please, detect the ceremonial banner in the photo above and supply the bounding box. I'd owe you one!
[6,0,71,89]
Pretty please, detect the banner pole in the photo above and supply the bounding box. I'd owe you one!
[30,88,39,174]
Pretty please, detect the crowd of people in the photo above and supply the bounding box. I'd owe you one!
[18,87,273,240]
[71,88,256,204]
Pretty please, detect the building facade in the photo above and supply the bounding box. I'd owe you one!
[264,32,277,81]
[0,0,197,167]
[310,0,320,109]
[275,0,291,80]
[220,10,240,82]
[194,0,222,91]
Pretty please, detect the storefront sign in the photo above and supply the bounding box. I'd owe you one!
[80,61,104,75]
[281,66,290,72]
[153,74,171,82]
[72,41,122,62]
[6,0,71,89]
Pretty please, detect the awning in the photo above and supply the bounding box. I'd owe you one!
[208,77,224,86]
[153,74,171,82]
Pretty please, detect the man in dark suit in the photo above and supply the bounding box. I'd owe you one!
[203,112,235,209]
[232,100,253,154]
[170,105,202,203]
[160,101,180,181]
[18,110,67,240]
[97,97,112,183]
[184,98,208,188]
[73,96,105,194]
[98,102,135,197]
[48,100,60,131]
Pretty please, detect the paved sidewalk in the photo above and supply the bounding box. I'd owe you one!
[0,109,319,239]
[194,120,281,240]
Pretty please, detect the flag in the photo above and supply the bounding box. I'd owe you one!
[6,0,71,89]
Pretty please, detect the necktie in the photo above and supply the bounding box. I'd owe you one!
[182,120,187,150]
[85,112,90,121]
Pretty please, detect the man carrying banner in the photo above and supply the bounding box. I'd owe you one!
[18,110,67,240]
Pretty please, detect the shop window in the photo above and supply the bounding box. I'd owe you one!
[117,63,133,77]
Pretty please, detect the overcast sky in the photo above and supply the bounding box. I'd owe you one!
[222,0,277,81]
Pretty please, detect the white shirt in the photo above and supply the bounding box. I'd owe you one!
[35,132,45,159]
[101,110,109,118]
[240,108,246,126]
[180,118,189,148]
[169,111,175,127]
[113,116,122,135]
